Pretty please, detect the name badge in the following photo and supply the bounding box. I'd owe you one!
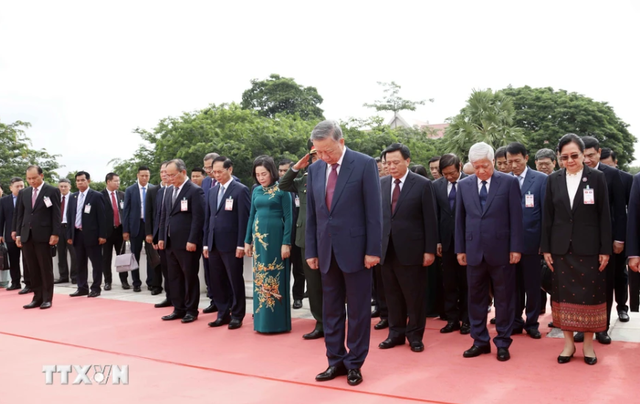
[225,197,234,211]
[525,193,534,208]
[181,199,188,212]
[43,196,52,208]
[584,187,595,205]
[120,201,124,210]
[84,204,92,214]
[295,195,300,207]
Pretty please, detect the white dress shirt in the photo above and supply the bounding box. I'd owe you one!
[61,193,70,224]
[325,147,347,186]
[565,169,583,209]
[390,170,409,201]
[447,178,460,196]
[477,176,491,193]
[138,181,148,219]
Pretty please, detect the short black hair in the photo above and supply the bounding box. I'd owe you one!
[600,147,615,161]
[138,166,151,173]
[10,177,23,185]
[409,165,428,177]
[105,172,119,182]
[252,155,279,186]
[506,142,528,158]
[76,171,91,180]
[382,143,411,160]
[438,153,461,175]
[558,133,585,154]
[375,157,381,163]
[581,136,600,151]
[279,158,293,167]
[428,156,441,165]
[191,167,205,175]
[26,165,43,174]
[212,156,233,170]
[495,146,508,159]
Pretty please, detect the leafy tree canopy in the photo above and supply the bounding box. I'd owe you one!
[364,81,431,118]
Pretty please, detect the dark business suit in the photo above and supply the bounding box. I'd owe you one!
[67,189,107,293]
[626,173,640,311]
[144,185,164,293]
[380,171,438,343]
[0,195,22,287]
[147,186,172,302]
[614,169,633,312]
[14,184,61,303]
[434,174,469,326]
[11,191,31,288]
[203,180,250,321]
[57,193,77,283]
[512,168,547,333]
[306,147,383,370]
[455,171,523,348]
[123,182,155,288]
[101,189,126,285]
[159,180,205,316]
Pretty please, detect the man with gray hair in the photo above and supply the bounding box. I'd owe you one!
[534,148,556,175]
[306,120,382,386]
[455,142,523,362]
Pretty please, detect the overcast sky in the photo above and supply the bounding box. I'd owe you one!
[1,0,638,180]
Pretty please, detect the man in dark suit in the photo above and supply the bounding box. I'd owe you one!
[203,156,250,329]
[55,179,77,285]
[123,166,155,292]
[67,172,107,297]
[0,177,25,290]
[506,142,547,339]
[201,152,220,312]
[377,143,438,353]
[307,121,383,386]
[456,142,523,362]
[581,136,627,344]
[101,173,125,291]
[626,174,640,290]
[144,175,164,297]
[14,165,61,309]
[434,154,470,335]
[159,159,205,324]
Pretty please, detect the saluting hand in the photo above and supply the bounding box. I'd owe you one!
[293,154,311,171]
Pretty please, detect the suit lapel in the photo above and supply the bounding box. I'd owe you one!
[32,185,46,211]
[393,172,415,216]
[521,170,535,195]
[381,176,392,215]
[171,181,189,214]
[482,173,501,216]
[572,168,591,213]
[216,181,234,213]
[328,148,355,212]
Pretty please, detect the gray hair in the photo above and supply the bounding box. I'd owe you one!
[169,158,187,172]
[535,148,556,162]
[203,152,219,162]
[468,142,494,163]
[58,178,71,185]
[310,120,343,142]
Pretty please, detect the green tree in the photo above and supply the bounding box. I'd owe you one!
[241,74,324,120]
[363,81,431,120]
[500,86,635,169]
[442,89,525,160]
[0,120,61,193]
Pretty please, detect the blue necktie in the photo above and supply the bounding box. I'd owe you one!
[448,181,457,211]
[141,186,147,221]
[217,186,225,210]
[479,181,488,210]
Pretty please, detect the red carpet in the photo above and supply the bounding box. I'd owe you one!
[1,292,639,403]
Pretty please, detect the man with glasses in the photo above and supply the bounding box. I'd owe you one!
[534,149,557,175]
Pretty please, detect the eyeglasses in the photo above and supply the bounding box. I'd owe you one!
[203,165,213,173]
[536,162,553,167]
[560,153,581,162]
[211,169,227,175]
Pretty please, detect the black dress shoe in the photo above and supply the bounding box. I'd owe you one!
[463,345,491,358]
[460,323,471,335]
[378,338,405,349]
[121,281,131,290]
[557,347,576,364]
[490,317,496,324]
[40,302,52,310]
[293,299,303,309]
[69,289,89,297]
[303,329,324,340]
[347,368,363,386]
[497,347,511,362]
[574,332,584,343]
[595,332,611,345]
[526,329,542,339]
[133,286,141,293]
[228,319,242,329]
[512,327,524,334]
[619,311,630,322]
[371,309,380,318]
[374,319,389,330]
[202,302,218,314]
[154,299,172,308]
[584,355,598,365]
[104,283,112,291]
[181,314,198,323]
[440,322,461,333]
[548,322,556,328]
[6,284,21,291]
[18,287,32,295]
[316,365,348,382]
[410,341,424,352]
[53,279,69,284]
[88,291,101,298]
[151,288,162,296]
[162,312,185,321]
[23,300,43,309]
[208,317,231,327]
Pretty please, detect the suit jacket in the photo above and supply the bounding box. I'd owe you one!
[144,185,161,238]
[123,182,155,237]
[626,173,640,256]
[380,171,438,266]
[159,180,205,249]
[598,163,626,242]
[620,169,633,205]
[517,168,547,255]
[101,189,124,238]
[434,173,468,252]
[305,147,383,274]
[14,183,61,243]
[66,189,107,246]
[279,168,309,248]
[202,175,240,195]
[203,179,250,252]
[455,171,524,267]
[0,195,17,239]
[540,165,612,256]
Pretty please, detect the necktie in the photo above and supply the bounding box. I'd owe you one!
[75,192,85,229]
[217,186,225,210]
[141,186,147,221]
[61,195,66,221]
[479,181,488,210]
[518,175,524,189]
[391,178,401,213]
[112,192,120,227]
[32,187,38,209]
[172,186,179,206]
[325,163,339,210]
[448,181,457,211]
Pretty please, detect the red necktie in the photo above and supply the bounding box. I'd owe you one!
[32,187,38,209]
[325,163,339,210]
[61,195,66,221]
[111,192,121,227]
[391,178,401,213]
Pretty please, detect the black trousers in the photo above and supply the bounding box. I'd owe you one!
[382,240,428,343]
[373,264,388,320]
[208,248,245,320]
[22,240,54,303]
[630,269,640,312]
[158,249,171,301]
[167,242,200,316]
[102,225,127,284]
[147,243,163,293]
[613,250,629,313]
[425,257,445,317]
[514,254,542,332]
[301,247,323,331]
[6,241,22,286]
[128,222,146,288]
[290,244,305,300]
[441,249,469,324]
[74,230,103,293]
[57,225,77,282]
